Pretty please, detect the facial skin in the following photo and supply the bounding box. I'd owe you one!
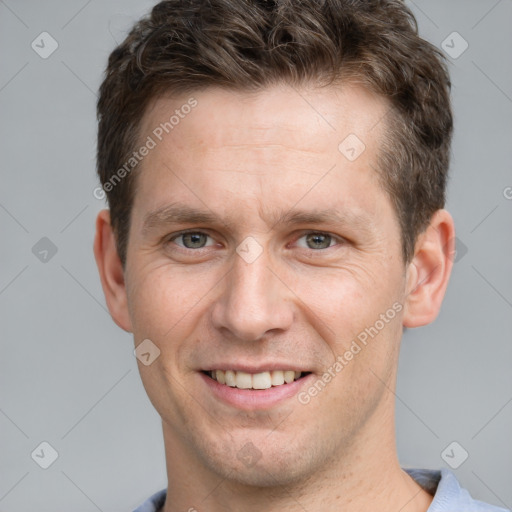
[94,83,455,512]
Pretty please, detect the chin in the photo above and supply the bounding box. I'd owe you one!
[197,433,321,489]
[215,458,312,489]
[231,467,303,488]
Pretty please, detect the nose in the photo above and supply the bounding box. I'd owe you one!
[210,247,294,342]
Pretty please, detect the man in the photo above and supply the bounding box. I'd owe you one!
[93,1,508,511]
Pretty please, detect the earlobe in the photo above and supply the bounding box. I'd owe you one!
[402,209,455,328]
[93,209,133,333]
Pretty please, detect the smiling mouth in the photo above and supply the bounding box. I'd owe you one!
[203,370,311,390]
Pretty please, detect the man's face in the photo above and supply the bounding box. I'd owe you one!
[123,83,410,485]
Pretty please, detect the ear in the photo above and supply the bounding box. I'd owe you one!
[93,209,133,332]
[403,209,455,328]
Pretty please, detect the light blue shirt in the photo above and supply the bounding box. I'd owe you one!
[132,468,510,512]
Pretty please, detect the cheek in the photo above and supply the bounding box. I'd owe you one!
[126,264,212,345]
[289,263,404,389]
[288,263,397,336]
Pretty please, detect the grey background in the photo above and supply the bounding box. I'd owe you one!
[0,1,511,510]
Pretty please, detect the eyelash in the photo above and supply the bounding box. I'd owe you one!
[166,230,344,252]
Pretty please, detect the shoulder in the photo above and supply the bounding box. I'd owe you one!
[132,488,167,512]
[405,468,510,512]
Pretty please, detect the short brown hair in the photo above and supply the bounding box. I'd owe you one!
[97,0,453,267]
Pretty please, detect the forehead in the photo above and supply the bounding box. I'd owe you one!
[139,82,387,158]
[131,83,392,232]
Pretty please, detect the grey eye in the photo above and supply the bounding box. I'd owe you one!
[178,232,210,249]
[304,233,333,250]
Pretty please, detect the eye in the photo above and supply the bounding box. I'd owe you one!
[295,232,341,250]
[170,231,215,249]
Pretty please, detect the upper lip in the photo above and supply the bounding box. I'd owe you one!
[201,363,312,373]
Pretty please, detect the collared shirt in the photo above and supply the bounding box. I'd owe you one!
[132,468,510,512]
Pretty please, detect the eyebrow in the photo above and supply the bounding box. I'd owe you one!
[141,202,373,235]
[142,204,230,234]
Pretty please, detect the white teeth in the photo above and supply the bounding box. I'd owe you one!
[284,370,295,384]
[235,371,253,389]
[252,371,272,390]
[209,369,303,389]
[271,370,285,386]
[225,370,236,387]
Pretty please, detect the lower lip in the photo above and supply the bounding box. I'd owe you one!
[200,372,313,410]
